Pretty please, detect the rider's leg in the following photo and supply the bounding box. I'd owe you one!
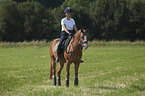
[55,34,68,63]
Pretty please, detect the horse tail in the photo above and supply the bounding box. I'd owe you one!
[49,39,60,79]
[49,41,54,79]
[49,62,52,79]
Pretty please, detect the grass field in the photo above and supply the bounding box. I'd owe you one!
[0,41,145,96]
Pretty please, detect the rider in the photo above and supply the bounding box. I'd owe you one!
[55,7,83,63]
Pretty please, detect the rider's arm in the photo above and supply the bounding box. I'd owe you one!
[62,24,70,34]
[73,25,78,32]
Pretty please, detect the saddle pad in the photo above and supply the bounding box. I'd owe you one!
[53,39,73,53]
[53,42,59,53]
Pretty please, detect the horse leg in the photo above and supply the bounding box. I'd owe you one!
[65,61,71,87]
[74,61,80,86]
[57,62,64,86]
[49,58,52,79]
[51,58,56,86]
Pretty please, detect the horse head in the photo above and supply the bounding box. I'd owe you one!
[79,29,88,50]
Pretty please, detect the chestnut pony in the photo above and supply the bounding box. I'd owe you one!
[49,29,88,87]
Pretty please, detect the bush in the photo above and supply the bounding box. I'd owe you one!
[0,0,21,41]
[17,1,51,41]
[0,0,145,42]
[128,0,145,41]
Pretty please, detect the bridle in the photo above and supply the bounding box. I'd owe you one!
[65,30,88,53]
[72,31,88,45]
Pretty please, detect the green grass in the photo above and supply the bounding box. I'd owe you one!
[0,41,145,96]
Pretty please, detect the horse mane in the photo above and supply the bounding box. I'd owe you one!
[74,29,81,39]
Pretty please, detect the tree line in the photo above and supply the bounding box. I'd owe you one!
[0,0,145,42]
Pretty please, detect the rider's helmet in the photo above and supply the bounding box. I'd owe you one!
[64,7,72,13]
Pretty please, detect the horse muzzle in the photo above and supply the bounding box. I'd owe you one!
[82,43,88,50]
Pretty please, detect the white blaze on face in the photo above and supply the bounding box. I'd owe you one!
[82,35,88,50]
[84,36,87,43]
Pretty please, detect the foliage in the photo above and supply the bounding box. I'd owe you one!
[128,0,145,41]
[33,0,65,8]
[89,0,130,40]
[0,0,145,41]
[17,1,50,41]
[0,0,55,41]
[0,0,21,41]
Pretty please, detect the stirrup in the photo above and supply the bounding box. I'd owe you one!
[55,57,59,63]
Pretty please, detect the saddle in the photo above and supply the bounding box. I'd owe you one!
[53,36,73,54]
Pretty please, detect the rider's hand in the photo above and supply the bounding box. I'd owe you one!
[69,33,73,36]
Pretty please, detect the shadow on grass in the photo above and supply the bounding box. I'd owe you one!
[88,86,118,90]
[132,85,145,91]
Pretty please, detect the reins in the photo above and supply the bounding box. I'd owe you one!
[65,31,87,54]
[72,31,87,45]
[65,36,74,54]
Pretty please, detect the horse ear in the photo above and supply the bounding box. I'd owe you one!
[86,29,88,32]
[80,28,84,33]
[84,29,88,33]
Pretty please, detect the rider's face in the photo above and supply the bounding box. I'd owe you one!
[66,13,71,17]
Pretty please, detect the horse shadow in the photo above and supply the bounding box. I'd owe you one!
[88,85,144,92]
[88,86,118,90]
[132,85,144,91]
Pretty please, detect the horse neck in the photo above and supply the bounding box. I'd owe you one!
[72,31,82,51]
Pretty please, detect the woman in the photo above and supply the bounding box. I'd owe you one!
[55,7,81,63]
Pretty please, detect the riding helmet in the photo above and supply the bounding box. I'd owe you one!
[64,7,72,13]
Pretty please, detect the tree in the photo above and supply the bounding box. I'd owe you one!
[129,0,145,40]
[0,0,22,41]
[0,0,145,41]
[89,0,130,40]
[17,1,53,41]
[12,0,27,3]
[34,0,65,8]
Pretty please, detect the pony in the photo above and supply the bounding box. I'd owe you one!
[49,29,88,87]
